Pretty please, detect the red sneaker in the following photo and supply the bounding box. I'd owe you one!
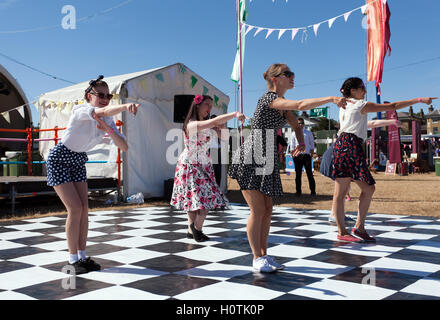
[352,228,376,242]
[337,234,363,242]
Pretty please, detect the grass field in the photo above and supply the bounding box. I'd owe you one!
[227,171,440,217]
[1,171,439,222]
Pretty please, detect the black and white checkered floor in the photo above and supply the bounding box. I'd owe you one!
[1,204,440,300]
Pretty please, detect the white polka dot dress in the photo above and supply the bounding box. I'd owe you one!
[229,92,287,197]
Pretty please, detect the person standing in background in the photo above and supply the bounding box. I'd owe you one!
[290,118,316,196]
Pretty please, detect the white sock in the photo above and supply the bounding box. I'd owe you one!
[69,253,79,264]
[78,250,87,261]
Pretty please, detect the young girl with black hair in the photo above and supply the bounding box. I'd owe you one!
[46,76,140,274]
[170,95,246,242]
[330,77,436,242]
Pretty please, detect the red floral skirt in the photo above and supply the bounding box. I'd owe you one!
[330,132,375,185]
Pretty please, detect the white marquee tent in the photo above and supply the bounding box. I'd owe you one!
[36,63,230,198]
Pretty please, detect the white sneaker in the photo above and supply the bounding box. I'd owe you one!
[252,256,277,273]
[266,255,285,270]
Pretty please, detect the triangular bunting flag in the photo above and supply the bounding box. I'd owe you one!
[203,86,209,95]
[291,28,299,40]
[17,106,25,119]
[140,79,148,92]
[278,29,287,40]
[191,76,198,88]
[265,29,275,39]
[169,68,176,80]
[245,25,254,36]
[254,27,264,37]
[344,11,352,22]
[214,95,219,106]
[313,23,321,36]
[179,65,186,74]
[328,17,337,28]
[2,111,10,123]
[155,73,164,82]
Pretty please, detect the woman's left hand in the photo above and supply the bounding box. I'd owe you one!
[333,97,348,109]
[93,113,112,133]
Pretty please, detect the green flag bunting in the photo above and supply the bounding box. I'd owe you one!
[155,73,164,82]
[191,76,198,88]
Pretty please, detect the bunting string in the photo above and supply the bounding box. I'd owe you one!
[0,0,135,34]
[243,0,387,41]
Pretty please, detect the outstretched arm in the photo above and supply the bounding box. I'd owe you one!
[271,96,347,111]
[94,103,140,118]
[187,112,246,133]
[367,119,402,129]
[362,97,437,114]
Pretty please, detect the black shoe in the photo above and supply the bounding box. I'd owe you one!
[68,260,88,275]
[190,223,209,242]
[187,232,194,239]
[311,191,317,196]
[80,257,101,272]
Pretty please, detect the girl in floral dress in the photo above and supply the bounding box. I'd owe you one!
[170,95,245,242]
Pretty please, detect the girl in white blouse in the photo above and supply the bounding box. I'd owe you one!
[331,77,436,243]
[46,76,140,274]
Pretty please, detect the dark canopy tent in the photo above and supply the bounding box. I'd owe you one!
[0,65,32,155]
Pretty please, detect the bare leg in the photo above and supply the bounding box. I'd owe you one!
[330,184,350,218]
[260,195,273,257]
[194,209,208,231]
[187,210,197,234]
[242,190,269,260]
[53,183,84,255]
[332,178,351,235]
[353,181,375,232]
[74,182,89,251]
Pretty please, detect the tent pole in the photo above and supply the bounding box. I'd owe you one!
[237,0,244,144]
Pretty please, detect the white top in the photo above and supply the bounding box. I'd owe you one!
[61,103,125,152]
[290,129,315,154]
[338,99,368,141]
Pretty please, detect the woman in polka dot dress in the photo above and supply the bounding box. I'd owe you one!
[46,76,140,275]
[229,63,348,273]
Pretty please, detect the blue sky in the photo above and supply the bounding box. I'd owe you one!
[0,0,439,125]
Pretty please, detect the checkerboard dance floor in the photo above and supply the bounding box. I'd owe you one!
[1,204,440,300]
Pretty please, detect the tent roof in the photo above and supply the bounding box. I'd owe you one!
[0,64,32,123]
[36,63,228,108]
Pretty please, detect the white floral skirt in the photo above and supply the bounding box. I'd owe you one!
[170,161,229,212]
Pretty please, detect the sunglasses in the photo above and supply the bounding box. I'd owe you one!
[275,70,295,78]
[90,91,113,100]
